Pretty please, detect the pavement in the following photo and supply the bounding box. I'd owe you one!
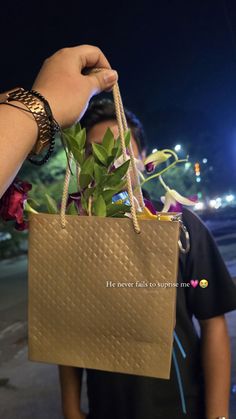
[0,255,89,418]
[0,210,236,418]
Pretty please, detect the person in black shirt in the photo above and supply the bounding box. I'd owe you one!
[58,99,236,419]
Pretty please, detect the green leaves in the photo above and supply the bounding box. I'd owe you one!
[71,149,85,166]
[63,123,86,151]
[92,143,108,166]
[92,129,131,167]
[124,130,131,148]
[67,202,78,215]
[105,160,130,187]
[60,124,132,217]
[24,201,39,214]
[102,180,127,202]
[45,194,58,214]
[79,155,94,189]
[102,128,115,154]
[63,123,86,165]
[81,155,94,176]
[113,159,130,179]
[106,202,131,217]
[79,174,92,189]
[93,195,106,216]
[94,163,106,183]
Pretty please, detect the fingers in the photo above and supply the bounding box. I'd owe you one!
[44,45,111,73]
[77,44,111,71]
[32,44,118,127]
[87,69,118,94]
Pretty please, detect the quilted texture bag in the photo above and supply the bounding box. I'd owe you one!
[28,83,181,379]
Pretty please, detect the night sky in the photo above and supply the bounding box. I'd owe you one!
[1,0,236,193]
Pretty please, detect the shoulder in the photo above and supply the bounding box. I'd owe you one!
[181,207,211,239]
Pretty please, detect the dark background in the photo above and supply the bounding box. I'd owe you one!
[0,5,236,417]
[1,0,236,194]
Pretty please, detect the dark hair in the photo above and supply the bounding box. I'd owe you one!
[80,98,147,153]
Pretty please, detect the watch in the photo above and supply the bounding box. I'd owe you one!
[0,87,52,155]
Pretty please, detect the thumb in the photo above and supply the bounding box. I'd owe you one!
[87,69,118,93]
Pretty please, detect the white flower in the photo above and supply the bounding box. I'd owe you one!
[144,150,172,173]
[161,189,196,212]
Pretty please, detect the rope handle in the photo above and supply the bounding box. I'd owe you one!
[60,82,144,233]
[114,84,144,210]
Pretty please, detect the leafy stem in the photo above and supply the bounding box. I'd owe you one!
[138,158,187,189]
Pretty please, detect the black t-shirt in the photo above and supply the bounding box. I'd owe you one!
[83,200,236,419]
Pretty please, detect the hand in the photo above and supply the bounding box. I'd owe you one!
[32,44,118,127]
[63,409,87,419]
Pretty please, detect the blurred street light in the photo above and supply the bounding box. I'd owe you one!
[209,198,222,209]
[194,202,204,211]
[184,162,191,170]
[226,194,234,202]
[174,144,181,152]
[194,162,200,176]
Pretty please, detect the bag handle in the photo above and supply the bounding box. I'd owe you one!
[113,83,144,211]
[60,82,144,233]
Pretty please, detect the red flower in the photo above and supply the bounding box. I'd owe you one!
[0,179,32,230]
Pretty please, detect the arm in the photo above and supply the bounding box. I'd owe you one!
[200,315,231,419]
[58,365,86,419]
[0,104,38,196]
[0,45,118,197]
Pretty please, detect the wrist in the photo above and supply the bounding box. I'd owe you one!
[0,99,37,131]
[0,101,38,146]
[0,87,60,165]
[31,84,64,127]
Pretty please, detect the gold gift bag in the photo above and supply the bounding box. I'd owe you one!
[28,84,181,379]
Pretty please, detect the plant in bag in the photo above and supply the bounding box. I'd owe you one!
[51,123,195,221]
[0,122,196,225]
[61,123,132,218]
[0,79,196,226]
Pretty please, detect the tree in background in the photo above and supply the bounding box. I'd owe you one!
[0,139,68,258]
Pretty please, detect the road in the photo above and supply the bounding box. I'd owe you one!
[0,208,235,418]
